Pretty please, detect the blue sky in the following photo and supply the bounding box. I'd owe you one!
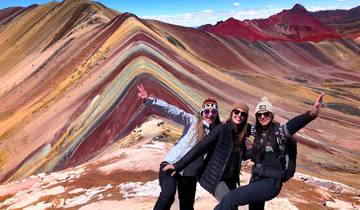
[1,0,359,26]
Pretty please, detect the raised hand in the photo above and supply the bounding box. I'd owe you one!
[137,84,148,100]
[310,92,324,117]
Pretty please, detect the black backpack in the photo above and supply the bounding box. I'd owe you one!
[250,123,297,182]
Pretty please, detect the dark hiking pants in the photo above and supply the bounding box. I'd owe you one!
[214,177,282,210]
[178,176,197,210]
[153,162,197,210]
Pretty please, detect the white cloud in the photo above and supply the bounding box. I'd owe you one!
[230,8,283,21]
[142,9,222,27]
[307,6,338,12]
[202,9,213,13]
[142,8,285,27]
[337,0,347,2]
[233,2,240,8]
[141,3,358,27]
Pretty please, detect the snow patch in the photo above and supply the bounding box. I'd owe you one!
[295,173,360,194]
[23,201,52,210]
[141,141,166,150]
[69,188,86,194]
[64,184,113,208]
[118,179,210,200]
[37,173,46,178]
[3,185,65,209]
[326,199,358,209]
[118,180,160,198]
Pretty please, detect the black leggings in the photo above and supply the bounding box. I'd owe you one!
[214,177,282,210]
[153,162,197,210]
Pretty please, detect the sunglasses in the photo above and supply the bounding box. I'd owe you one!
[203,109,218,116]
[256,112,271,118]
[233,109,248,117]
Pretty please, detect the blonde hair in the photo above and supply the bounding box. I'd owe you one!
[194,112,221,143]
[195,115,206,143]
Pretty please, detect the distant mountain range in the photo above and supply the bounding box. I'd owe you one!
[199,4,360,42]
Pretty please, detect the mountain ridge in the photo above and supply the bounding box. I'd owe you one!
[199,3,359,42]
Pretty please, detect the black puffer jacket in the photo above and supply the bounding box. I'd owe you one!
[182,122,219,176]
[174,121,247,194]
[250,111,316,182]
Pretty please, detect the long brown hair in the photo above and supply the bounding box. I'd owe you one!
[229,110,248,147]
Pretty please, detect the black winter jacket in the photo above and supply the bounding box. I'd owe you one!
[174,121,247,194]
[182,122,218,176]
[250,112,316,180]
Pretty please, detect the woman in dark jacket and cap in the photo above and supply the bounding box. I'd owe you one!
[163,102,250,201]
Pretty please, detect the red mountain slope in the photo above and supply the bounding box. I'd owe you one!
[200,4,342,42]
[0,6,35,25]
[198,18,269,41]
[311,6,360,38]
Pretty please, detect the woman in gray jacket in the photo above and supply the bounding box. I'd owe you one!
[137,84,221,210]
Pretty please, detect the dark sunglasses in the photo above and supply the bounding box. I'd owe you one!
[203,109,218,115]
[256,112,271,118]
[233,109,248,117]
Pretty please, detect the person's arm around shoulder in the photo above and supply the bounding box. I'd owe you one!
[163,124,225,173]
[283,93,324,137]
[137,84,194,126]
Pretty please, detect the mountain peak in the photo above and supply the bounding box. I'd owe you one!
[292,3,307,12]
[224,17,246,25]
[224,17,240,23]
[227,17,237,21]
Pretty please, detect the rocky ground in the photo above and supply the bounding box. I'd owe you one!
[0,117,359,210]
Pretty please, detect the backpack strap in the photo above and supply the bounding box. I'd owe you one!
[277,124,287,151]
[270,123,287,170]
[268,125,282,159]
[250,124,266,164]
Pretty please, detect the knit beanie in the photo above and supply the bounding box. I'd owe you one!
[201,97,218,112]
[255,96,273,114]
[232,102,249,114]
